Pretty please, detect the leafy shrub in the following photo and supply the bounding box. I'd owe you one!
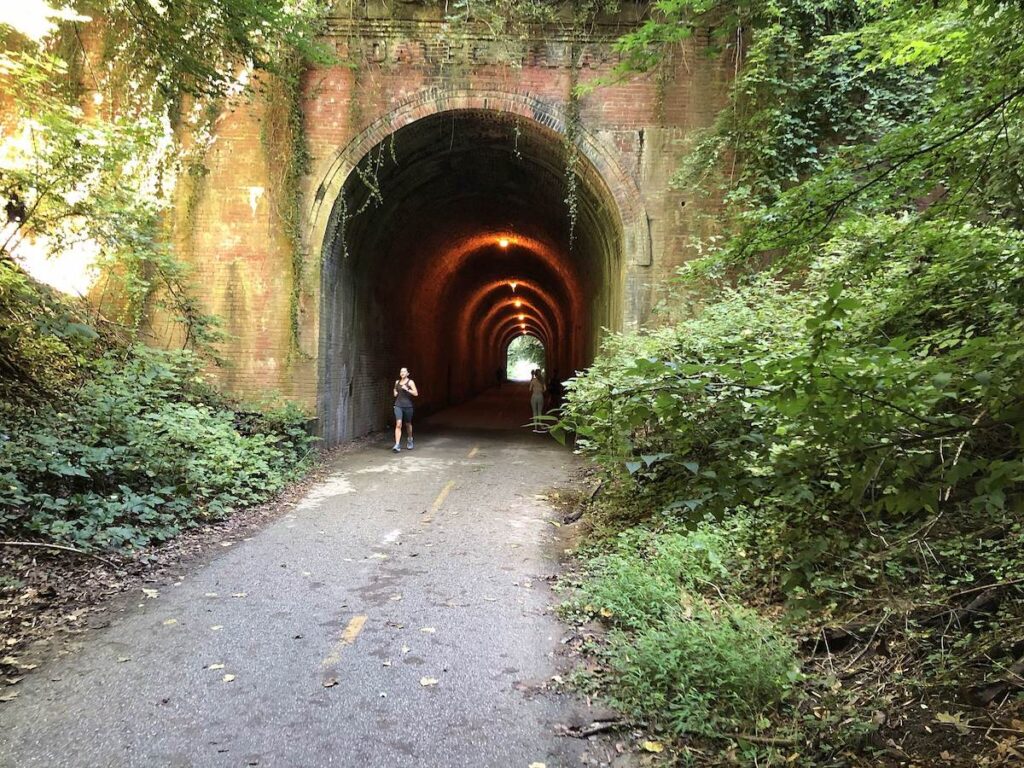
[0,345,315,549]
[560,219,1024,595]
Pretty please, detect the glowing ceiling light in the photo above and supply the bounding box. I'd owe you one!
[498,237,509,248]
[514,299,522,307]
[509,281,518,292]
[518,313,525,321]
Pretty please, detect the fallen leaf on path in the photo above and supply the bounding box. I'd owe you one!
[208,663,225,670]
[0,691,19,702]
[483,597,497,602]
[935,711,969,735]
[419,677,438,687]
[231,592,247,598]
[219,542,233,548]
[599,608,614,618]
[204,592,218,598]
[141,588,159,599]
[322,677,338,688]
[529,763,546,768]
[222,674,235,683]
[641,741,664,753]
[420,627,436,633]
[163,618,178,626]
[370,553,388,560]
[116,656,130,663]
[389,594,402,601]
[210,625,224,631]
[382,660,392,667]
[401,645,410,654]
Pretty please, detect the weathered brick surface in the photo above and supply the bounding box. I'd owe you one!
[173,5,732,439]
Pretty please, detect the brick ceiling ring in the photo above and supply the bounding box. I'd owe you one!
[427,234,582,329]
[465,289,565,354]
[491,316,551,352]
[477,304,556,356]
[498,327,550,356]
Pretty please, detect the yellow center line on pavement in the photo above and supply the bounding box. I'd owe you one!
[467,445,479,459]
[322,614,367,668]
[421,479,456,524]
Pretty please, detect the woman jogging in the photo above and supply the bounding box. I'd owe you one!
[392,367,418,452]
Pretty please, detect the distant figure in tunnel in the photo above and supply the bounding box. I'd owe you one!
[392,367,418,452]
[529,369,546,433]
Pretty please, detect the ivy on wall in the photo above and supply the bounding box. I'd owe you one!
[260,59,315,360]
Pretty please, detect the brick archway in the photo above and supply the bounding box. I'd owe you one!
[307,88,653,442]
[306,88,651,276]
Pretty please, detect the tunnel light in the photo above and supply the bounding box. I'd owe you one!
[508,281,518,292]
[498,237,510,248]
[514,299,522,308]
[518,313,525,321]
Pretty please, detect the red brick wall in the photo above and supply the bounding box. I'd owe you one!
[176,8,733,435]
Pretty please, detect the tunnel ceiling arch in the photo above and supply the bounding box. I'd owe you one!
[317,107,627,443]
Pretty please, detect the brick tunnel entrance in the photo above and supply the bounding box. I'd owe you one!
[317,108,625,443]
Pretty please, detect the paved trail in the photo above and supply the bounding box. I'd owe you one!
[0,388,600,768]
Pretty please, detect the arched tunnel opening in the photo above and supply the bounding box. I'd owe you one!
[318,109,624,443]
[505,334,546,382]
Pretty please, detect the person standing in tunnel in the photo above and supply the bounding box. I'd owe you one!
[529,369,546,433]
[392,367,418,453]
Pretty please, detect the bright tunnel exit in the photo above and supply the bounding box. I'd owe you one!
[506,335,546,382]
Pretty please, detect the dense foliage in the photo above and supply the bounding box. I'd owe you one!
[0,3,328,552]
[0,258,315,550]
[563,0,1024,761]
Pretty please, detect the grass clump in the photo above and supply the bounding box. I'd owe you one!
[606,603,798,737]
[571,523,800,738]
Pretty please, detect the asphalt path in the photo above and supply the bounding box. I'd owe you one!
[0,386,603,768]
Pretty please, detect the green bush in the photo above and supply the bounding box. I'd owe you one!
[0,345,315,550]
[605,603,799,737]
[560,219,1024,595]
[575,527,732,630]
[570,523,798,735]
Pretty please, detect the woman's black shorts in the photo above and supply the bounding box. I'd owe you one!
[394,405,414,424]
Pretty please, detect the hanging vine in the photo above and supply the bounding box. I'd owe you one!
[260,58,314,360]
[564,52,582,250]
